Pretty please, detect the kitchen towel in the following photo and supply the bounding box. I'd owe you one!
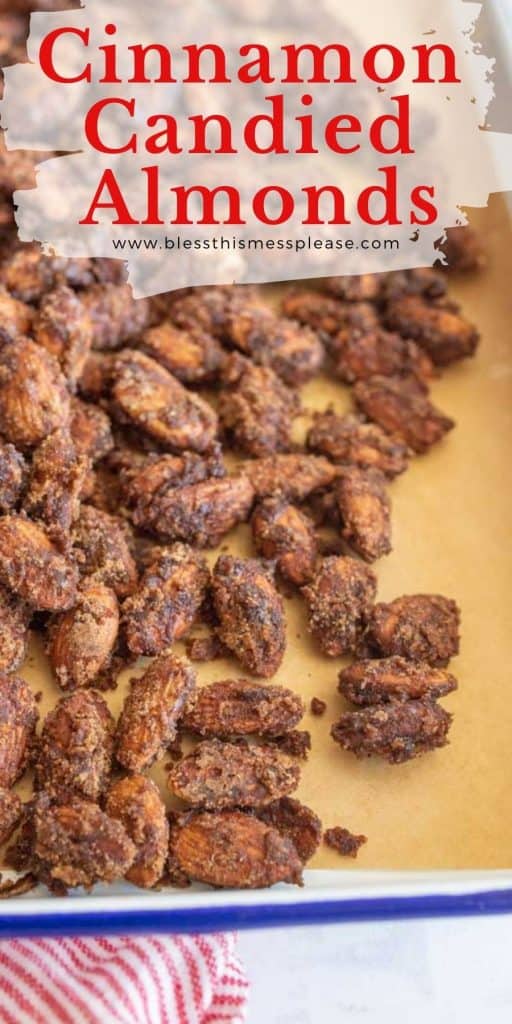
[0,932,248,1023]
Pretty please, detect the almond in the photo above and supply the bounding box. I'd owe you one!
[116,653,196,773]
[168,739,300,810]
[183,679,304,739]
[0,515,78,611]
[49,582,119,690]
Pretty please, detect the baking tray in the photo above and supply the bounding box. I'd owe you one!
[0,193,509,936]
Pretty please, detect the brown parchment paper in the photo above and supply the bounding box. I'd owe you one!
[17,195,512,873]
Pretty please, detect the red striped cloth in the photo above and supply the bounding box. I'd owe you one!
[0,933,248,1024]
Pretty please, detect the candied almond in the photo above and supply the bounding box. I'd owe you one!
[223,301,323,387]
[256,796,322,863]
[0,673,38,788]
[35,689,114,801]
[219,353,300,457]
[330,327,433,385]
[134,473,254,549]
[246,454,338,501]
[116,653,196,773]
[334,466,392,562]
[69,397,114,463]
[385,295,479,366]
[0,337,70,450]
[140,321,225,385]
[307,411,409,480]
[71,505,138,598]
[121,446,225,516]
[34,285,93,389]
[0,286,32,344]
[23,428,89,550]
[281,288,350,337]
[29,795,136,891]
[353,375,455,454]
[170,810,303,889]
[363,594,460,667]
[323,274,382,302]
[331,700,452,764]
[49,582,119,690]
[122,543,210,656]
[169,739,300,810]
[106,775,169,889]
[338,656,458,704]
[381,267,447,301]
[324,826,367,858]
[302,556,377,657]
[0,515,78,611]
[251,498,317,585]
[183,679,304,739]
[83,283,150,350]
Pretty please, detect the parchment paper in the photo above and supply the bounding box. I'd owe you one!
[17,195,512,872]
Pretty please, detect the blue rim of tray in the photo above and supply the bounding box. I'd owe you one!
[1,887,512,937]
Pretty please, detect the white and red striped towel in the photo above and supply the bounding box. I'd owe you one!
[0,933,248,1024]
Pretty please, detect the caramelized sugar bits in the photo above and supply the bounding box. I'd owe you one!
[353,374,455,453]
[272,729,312,761]
[48,582,120,690]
